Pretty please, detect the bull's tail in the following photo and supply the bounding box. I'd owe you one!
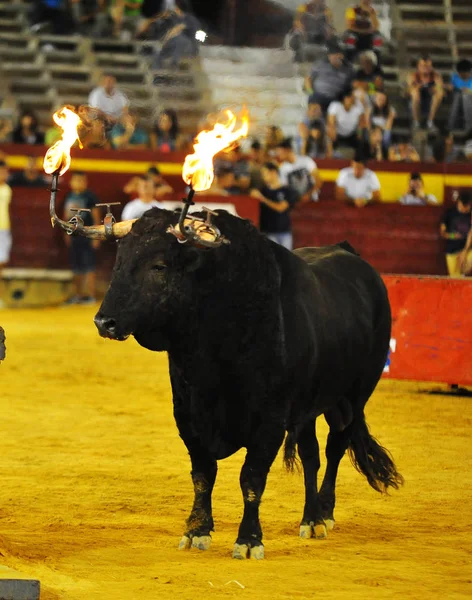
[283,430,299,472]
[348,415,404,493]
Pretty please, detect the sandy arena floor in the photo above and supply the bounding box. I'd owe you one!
[0,306,471,600]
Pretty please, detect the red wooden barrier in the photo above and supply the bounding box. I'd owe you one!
[382,276,472,386]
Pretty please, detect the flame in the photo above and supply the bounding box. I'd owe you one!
[43,107,83,176]
[182,109,249,192]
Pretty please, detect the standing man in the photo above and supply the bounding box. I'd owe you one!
[250,162,298,251]
[335,154,381,207]
[0,161,12,308]
[276,138,322,202]
[88,74,129,122]
[440,190,472,277]
[63,172,101,304]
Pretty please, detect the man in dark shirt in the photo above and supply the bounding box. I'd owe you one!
[63,172,101,303]
[250,162,298,250]
[8,156,48,188]
[440,191,472,277]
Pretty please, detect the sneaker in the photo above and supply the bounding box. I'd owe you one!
[427,120,438,133]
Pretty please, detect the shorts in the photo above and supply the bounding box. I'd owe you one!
[446,250,472,277]
[69,237,96,275]
[0,230,12,264]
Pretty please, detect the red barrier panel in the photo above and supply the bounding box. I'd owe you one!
[382,275,472,386]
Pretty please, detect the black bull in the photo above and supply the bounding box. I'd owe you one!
[95,208,403,559]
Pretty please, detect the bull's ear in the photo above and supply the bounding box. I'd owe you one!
[182,246,204,272]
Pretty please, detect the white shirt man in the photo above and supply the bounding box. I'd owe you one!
[327,90,366,147]
[122,177,164,220]
[276,141,322,201]
[88,75,129,121]
[336,160,381,207]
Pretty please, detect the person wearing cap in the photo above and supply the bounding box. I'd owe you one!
[399,173,438,206]
[448,59,472,132]
[327,89,367,154]
[304,39,354,112]
[335,151,381,207]
[342,0,383,64]
[407,55,444,132]
[440,190,472,277]
[276,138,322,202]
[353,50,384,97]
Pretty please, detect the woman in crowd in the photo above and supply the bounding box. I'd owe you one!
[369,89,395,154]
[150,109,183,152]
[300,120,331,159]
[12,110,44,145]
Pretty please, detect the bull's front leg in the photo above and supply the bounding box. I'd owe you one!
[233,425,285,560]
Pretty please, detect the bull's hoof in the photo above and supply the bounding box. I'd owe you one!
[232,543,265,560]
[324,518,335,531]
[299,521,328,539]
[178,534,212,551]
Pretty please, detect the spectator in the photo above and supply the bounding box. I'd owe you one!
[407,55,444,131]
[123,166,174,199]
[370,89,395,151]
[88,74,129,122]
[343,0,383,64]
[353,50,384,98]
[297,101,324,152]
[300,120,331,159]
[440,190,472,277]
[276,138,322,202]
[250,162,298,250]
[150,109,182,152]
[214,145,251,191]
[264,125,285,156]
[327,89,367,153]
[0,117,13,143]
[304,38,354,112]
[197,167,242,197]
[0,161,12,307]
[288,0,335,62]
[12,111,44,146]
[8,157,48,188]
[247,140,266,189]
[388,135,420,162]
[122,176,164,220]
[71,0,107,36]
[44,121,62,146]
[109,0,145,39]
[399,173,438,206]
[336,153,381,207]
[30,0,75,35]
[448,59,472,132]
[367,125,387,161]
[63,172,101,304]
[110,112,150,150]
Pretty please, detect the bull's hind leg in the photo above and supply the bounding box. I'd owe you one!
[297,421,327,539]
[233,426,285,560]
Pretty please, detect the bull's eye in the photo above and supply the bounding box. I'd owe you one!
[151,263,167,272]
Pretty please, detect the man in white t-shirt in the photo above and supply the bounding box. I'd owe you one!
[335,156,381,207]
[122,177,164,221]
[327,89,366,150]
[88,74,129,122]
[276,138,322,202]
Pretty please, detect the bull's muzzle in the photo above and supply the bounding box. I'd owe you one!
[94,313,129,341]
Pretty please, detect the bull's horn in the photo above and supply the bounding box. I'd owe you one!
[76,219,137,240]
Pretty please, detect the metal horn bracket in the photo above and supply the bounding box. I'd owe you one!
[96,202,121,241]
[167,188,230,248]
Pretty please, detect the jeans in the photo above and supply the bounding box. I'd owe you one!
[153,34,198,68]
[266,232,293,251]
[448,90,472,132]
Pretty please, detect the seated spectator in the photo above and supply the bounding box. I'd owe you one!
[197,167,242,197]
[110,112,150,150]
[214,145,251,191]
[276,138,322,202]
[264,126,285,156]
[88,74,129,122]
[440,190,472,277]
[63,172,101,304]
[327,89,367,153]
[109,0,145,39]
[407,55,444,131]
[150,109,182,152]
[353,51,384,99]
[0,117,13,143]
[370,89,395,150]
[30,0,75,35]
[0,161,12,305]
[123,166,174,199]
[122,176,164,220]
[367,125,387,161]
[250,162,298,250]
[297,101,325,152]
[388,135,420,162]
[399,172,438,205]
[448,59,472,133]
[288,0,335,62]
[304,39,354,112]
[336,152,381,207]
[300,120,331,159]
[12,111,44,146]
[8,157,48,188]
[343,0,383,64]
[247,140,266,189]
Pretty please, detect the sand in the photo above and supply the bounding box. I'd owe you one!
[0,306,471,600]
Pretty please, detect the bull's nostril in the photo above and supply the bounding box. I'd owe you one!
[104,318,116,333]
